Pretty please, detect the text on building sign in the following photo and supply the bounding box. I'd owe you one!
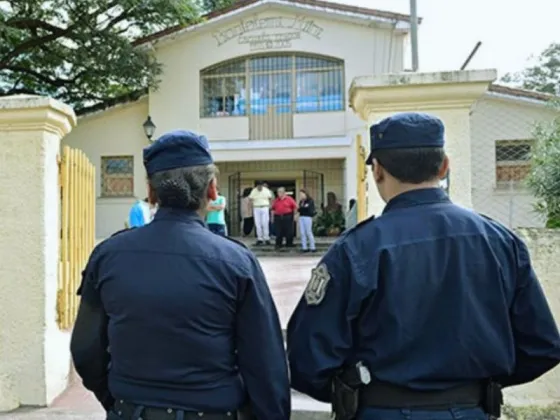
[213,15,324,50]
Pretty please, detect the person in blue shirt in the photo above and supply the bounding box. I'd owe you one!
[206,189,227,236]
[71,130,290,420]
[287,112,560,420]
[128,198,150,227]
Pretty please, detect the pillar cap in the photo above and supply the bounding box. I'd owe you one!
[0,95,76,137]
[349,69,498,121]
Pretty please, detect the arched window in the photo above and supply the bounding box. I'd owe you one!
[200,54,344,118]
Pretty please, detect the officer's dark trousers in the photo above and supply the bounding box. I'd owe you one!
[274,213,294,247]
[358,407,488,420]
[242,217,254,236]
[208,223,226,237]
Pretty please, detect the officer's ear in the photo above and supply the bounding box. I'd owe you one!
[207,178,218,201]
[147,181,158,206]
[438,155,450,179]
[372,158,384,183]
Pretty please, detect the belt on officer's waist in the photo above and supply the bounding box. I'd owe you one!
[112,400,238,420]
[359,381,483,410]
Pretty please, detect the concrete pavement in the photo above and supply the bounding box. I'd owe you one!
[0,256,330,419]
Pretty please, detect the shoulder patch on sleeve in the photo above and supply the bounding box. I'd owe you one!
[110,227,136,237]
[224,236,249,249]
[304,263,331,306]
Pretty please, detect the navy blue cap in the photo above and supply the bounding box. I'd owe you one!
[365,112,445,165]
[143,130,213,176]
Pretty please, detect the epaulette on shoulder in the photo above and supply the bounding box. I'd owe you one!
[478,213,497,223]
[224,236,249,249]
[110,227,136,238]
[344,215,377,235]
[477,213,512,232]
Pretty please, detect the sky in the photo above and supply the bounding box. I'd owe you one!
[333,0,558,78]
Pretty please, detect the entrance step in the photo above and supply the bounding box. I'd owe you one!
[234,237,336,257]
[251,247,328,257]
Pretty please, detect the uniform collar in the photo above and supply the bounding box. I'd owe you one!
[152,207,205,226]
[382,188,450,214]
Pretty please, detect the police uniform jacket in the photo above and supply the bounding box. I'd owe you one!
[70,130,291,420]
[287,187,560,402]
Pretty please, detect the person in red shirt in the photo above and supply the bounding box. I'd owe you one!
[271,187,297,250]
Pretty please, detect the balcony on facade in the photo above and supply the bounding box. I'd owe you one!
[199,53,345,141]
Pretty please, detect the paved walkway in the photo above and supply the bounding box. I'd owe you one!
[1,256,329,419]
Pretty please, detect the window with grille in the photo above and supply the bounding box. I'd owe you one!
[101,156,134,197]
[200,53,344,117]
[495,140,532,185]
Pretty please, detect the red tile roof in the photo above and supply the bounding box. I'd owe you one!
[133,0,416,46]
[488,84,554,102]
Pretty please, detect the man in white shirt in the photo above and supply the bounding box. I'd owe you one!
[249,181,273,245]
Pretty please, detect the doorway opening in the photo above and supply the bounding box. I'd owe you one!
[255,179,297,198]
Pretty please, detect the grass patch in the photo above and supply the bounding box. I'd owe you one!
[503,403,560,420]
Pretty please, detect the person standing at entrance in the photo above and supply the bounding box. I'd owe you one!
[241,188,254,236]
[128,197,151,228]
[249,181,273,245]
[297,189,316,253]
[287,113,560,420]
[206,188,227,236]
[271,187,297,250]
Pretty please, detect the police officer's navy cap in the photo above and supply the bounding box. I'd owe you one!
[143,130,213,176]
[365,112,445,165]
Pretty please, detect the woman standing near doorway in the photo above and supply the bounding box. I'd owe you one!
[241,188,254,236]
[298,189,316,253]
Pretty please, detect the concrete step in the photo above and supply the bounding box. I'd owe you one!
[252,250,327,258]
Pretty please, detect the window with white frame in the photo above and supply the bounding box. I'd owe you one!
[200,53,345,118]
[495,140,532,187]
[101,156,134,197]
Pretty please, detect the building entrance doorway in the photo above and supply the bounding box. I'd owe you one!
[257,179,297,198]
[256,179,297,238]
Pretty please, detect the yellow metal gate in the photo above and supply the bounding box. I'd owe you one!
[356,134,368,223]
[57,145,96,330]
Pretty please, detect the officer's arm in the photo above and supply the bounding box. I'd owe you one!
[287,242,366,403]
[497,238,560,388]
[70,250,114,411]
[236,254,291,420]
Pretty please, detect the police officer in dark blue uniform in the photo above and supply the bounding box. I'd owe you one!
[71,130,291,420]
[286,113,560,420]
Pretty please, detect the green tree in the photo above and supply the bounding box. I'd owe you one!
[526,101,560,228]
[199,0,237,13]
[0,0,200,110]
[501,42,560,95]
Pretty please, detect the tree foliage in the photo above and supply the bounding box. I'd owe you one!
[501,42,560,95]
[0,0,200,109]
[526,101,560,228]
[200,0,237,13]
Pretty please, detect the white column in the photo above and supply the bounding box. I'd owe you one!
[349,70,497,210]
[0,95,76,410]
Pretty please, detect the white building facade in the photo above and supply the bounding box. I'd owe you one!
[62,0,556,238]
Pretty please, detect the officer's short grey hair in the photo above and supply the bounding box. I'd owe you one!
[148,164,219,211]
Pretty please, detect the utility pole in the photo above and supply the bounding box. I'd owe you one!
[410,0,419,71]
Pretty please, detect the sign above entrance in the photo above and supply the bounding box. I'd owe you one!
[212,15,324,51]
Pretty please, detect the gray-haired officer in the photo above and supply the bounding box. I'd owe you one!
[287,112,560,420]
[71,130,291,420]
